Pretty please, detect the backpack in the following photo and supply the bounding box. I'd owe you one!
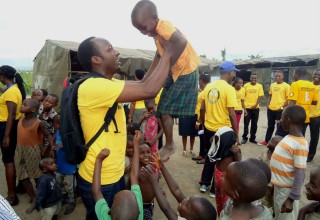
[60,72,119,165]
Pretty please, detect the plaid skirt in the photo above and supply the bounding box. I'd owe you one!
[14,145,43,180]
[157,69,198,118]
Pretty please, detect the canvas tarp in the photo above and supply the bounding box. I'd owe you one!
[33,39,216,101]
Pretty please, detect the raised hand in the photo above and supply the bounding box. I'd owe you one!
[133,130,142,147]
[151,151,162,170]
[96,148,110,161]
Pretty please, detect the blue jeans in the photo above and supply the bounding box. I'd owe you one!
[77,173,125,220]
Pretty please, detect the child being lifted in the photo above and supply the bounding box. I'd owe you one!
[131,0,201,160]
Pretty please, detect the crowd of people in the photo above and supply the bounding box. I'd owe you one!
[1,0,320,220]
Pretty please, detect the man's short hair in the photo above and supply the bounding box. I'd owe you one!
[78,37,100,72]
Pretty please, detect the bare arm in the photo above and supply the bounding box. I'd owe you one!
[267,95,272,106]
[39,122,54,148]
[241,99,247,116]
[92,149,110,202]
[200,100,205,125]
[228,107,239,142]
[129,102,136,122]
[141,167,177,220]
[2,101,17,148]
[130,131,141,185]
[141,52,160,83]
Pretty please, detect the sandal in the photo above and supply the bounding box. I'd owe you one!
[192,156,203,161]
[6,194,19,206]
[182,151,187,156]
[196,159,205,164]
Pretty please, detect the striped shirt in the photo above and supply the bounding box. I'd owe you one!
[0,195,20,220]
[270,135,308,188]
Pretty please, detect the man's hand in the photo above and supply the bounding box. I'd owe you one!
[231,143,240,154]
[133,130,142,147]
[96,148,110,161]
[281,197,294,213]
[244,109,248,116]
[251,104,258,109]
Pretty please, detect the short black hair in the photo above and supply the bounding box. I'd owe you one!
[41,89,48,97]
[283,105,306,126]
[234,77,243,84]
[295,67,308,77]
[189,196,217,220]
[39,158,53,170]
[131,0,158,21]
[78,37,101,72]
[245,158,271,182]
[274,70,284,75]
[250,73,258,77]
[134,69,145,80]
[26,98,40,110]
[199,73,211,84]
[48,94,59,103]
[127,134,134,142]
[232,161,268,202]
[127,122,140,135]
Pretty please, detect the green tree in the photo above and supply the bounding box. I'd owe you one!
[248,54,262,59]
[200,54,207,58]
[221,48,226,61]
[18,70,33,96]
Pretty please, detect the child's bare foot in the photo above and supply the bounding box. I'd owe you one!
[159,143,176,161]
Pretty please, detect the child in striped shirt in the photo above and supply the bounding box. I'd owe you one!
[270,105,309,220]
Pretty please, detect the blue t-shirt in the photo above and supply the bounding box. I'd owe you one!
[55,130,77,175]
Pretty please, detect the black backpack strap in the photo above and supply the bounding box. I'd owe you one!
[85,102,119,148]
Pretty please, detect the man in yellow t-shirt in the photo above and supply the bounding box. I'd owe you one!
[260,70,290,145]
[241,73,264,144]
[76,36,172,219]
[307,69,320,162]
[287,67,317,136]
[198,61,238,196]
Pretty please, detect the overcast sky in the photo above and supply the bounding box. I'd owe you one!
[1,0,320,67]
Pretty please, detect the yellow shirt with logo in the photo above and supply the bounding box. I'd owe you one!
[195,91,205,119]
[244,83,264,108]
[288,80,317,123]
[268,82,290,111]
[0,84,22,122]
[203,80,237,132]
[134,100,145,109]
[310,84,320,118]
[78,78,126,185]
[235,87,245,111]
[154,19,201,81]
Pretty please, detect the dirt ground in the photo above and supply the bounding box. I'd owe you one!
[1,107,319,220]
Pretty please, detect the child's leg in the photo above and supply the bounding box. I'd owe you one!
[159,114,176,160]
[64,174,76,215]
[182,136,187,152]
[189,136,195,152]
[274,185,299,220]
[22,178,36,214]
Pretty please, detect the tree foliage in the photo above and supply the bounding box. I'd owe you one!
[248,54,262,59]
[18,70,33,96]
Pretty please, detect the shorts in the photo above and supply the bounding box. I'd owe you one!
[0,120,18,164]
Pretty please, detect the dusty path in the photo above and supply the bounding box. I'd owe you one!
[0,107,318,219]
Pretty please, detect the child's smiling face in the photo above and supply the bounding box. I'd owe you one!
[139,144,151,165]
[305,166,320,201]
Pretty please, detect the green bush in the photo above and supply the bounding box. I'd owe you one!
[18,70,33,96]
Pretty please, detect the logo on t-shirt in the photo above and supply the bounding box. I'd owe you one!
[207,88,220,104]
[289,92,294,97]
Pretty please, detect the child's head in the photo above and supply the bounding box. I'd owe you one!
[178,195,217,220]
[134,69,145,81]
[250,73,258,85]
[41,89,48,98]
[39,158,57,173]
[244,158,271,183]
[305,165,320,201]
[20,98,40,115]
[274,70,284,83]
[144,99,156,114]
[111,190,139,220]
[126,135,134,157]
[199,73,211,90]
[126,122,140,135]
[43,94,59,112]
[31,89,44,102]
[223,160,268,203]
[139,144,151,165]
[312,69,320,85]
[294,67,308,81]
[233,77,243,90]
[131,0,159,37]
[281,105,306,131]
[267,136,283,153]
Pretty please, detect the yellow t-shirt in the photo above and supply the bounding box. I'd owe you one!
[155,88,163,106]
[78,78,126,185]
[154,19,201,81]
[268,82,290,111]
[203,80,237,132]
[134,100,145,110]
[243,83,264,108]
[195,91,205,119]
[288,80,318,123]
[309,84,320,118]
[0,84,22,122]
[235,87,245,111]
